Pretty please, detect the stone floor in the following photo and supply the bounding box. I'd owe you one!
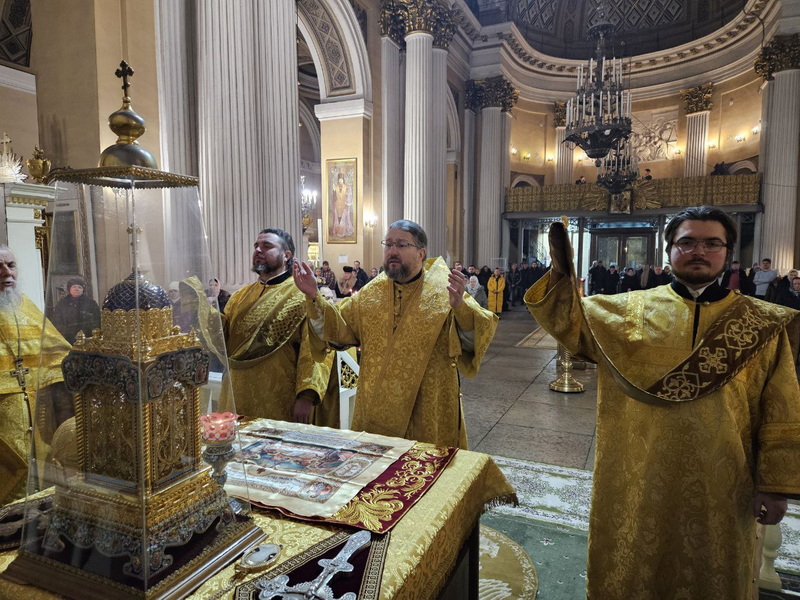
[462,304,598,471]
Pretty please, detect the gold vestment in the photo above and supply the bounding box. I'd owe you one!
[190,276,331,421]
[307,257,498,448]
[0,295,71,504]
[526,274,800,599]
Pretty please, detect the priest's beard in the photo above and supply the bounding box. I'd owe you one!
[384,260,411,282]
[252,256,285,278]
[672,261,725,286]
[0,286,22,309]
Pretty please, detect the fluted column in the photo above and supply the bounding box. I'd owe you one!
[759,69,800,270]
[430,46,448,258]
[380,7,405,229]
[553,103,572,185]
[156,0,201,282]
[381,37,404,228]
[680,83,714,178]
[756,35,800,270]
[473,76,519,267]
[461,107,476,265]
[403,31,434,230]
[198,0,301,287]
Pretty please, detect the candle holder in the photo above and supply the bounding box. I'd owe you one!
[201,412,244,513]
[550,344,586,393]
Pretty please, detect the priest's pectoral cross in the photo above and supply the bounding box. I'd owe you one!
[11,357,29,391]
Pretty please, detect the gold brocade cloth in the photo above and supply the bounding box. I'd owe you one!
[226,420,415,519]
[526,273,800,599]
[0,447,516,600]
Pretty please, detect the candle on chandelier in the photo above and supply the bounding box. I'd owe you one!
[200,411,238,443]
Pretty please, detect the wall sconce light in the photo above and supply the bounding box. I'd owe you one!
[751,125,760,135]
[511,147,518,155]
[673,148,682,155]
[522,152,531,160]
[734,135,746,143]
[707,142,717,149]
[546,155,554,162]
[364,212,378,228]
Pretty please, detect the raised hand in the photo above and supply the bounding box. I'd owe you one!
[292,261,319,298]
[549,222,574,278]
[447,269,467,308]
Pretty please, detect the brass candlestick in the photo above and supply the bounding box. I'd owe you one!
[550,344,586,393]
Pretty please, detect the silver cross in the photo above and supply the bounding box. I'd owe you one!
[258,530,371,600]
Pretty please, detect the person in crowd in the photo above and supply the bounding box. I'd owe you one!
[352,260,369,291]
[368,267,378,281]
[51,276,101,344]
[519,261,533,294]
[477,265,492,292]
[168,281,195,332]
[465,275,488,308]
[588,260,607,295]
[293,219,497,448]
[619,267,641,292]
[0,245,72,504]
[487,267,505,315]
[575,175,587,185]
[320,260,337,291]
[453,261,468,276]
[721,260,749,294]
[644,265,671,289]
[207,277,231,313]
[753,258,778,299]
[184,228,332,423]
[602,264,620,294]
[642,168,653,180]
[776,277,800,310]
[767,269,798,304]
[507,263,522,306]
[525,206,800,599]
[338,266,356,297]
[530,260,547,284]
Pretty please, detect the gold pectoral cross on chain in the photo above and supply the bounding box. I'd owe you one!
[11,357,29,390]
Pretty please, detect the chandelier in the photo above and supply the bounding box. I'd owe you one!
[564,7,638,194]
[300,175,317,233]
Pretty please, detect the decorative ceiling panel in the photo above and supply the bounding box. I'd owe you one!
[508,0,557,32]
[0,0,32,67]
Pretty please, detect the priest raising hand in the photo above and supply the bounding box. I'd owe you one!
[525,206,800,599]
[296,219,498,448]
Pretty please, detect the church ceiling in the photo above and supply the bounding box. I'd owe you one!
[477,0,746,60]
[0,0,31,67]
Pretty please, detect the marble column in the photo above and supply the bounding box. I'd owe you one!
[430,45,448,258]
[461,108,476,265]
[155,0,201,282]
[555,127,574,184]
[381,36,404,228]
[403,31,434,231]
[760,69,800,271]
[683,111,709,178]
[473,77,519,267]
[476,105,503,268]
[198,0,301,287]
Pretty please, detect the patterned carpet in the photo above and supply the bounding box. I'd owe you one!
[480,525,538,600]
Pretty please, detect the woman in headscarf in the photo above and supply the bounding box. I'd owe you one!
[465,275,488,309]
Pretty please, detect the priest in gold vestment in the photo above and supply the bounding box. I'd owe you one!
[187,229,331,423]
[526,208,800,599]
[0,246,71,505]
[293,220,498,448]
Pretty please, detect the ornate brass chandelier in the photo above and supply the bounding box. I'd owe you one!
[564,6,638,194]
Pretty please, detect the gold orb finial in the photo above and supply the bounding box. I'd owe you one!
[98,60,158,169]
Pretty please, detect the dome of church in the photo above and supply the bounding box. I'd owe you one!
[102,272,170,311]
[477,0,747,60]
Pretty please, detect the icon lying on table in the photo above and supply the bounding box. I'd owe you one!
[257,530,371,600]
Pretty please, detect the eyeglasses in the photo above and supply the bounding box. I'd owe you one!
[381,240,420,250]
[672,239,728,253]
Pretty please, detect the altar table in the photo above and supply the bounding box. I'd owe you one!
[0,446,514,600]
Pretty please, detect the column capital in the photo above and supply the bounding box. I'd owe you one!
[395,0,454,42]
[680,82,714,114]
[755,33,800,81]
[380,0,406,47]
[432,7,456,49]
[465,76,519,113]
[554,101,566,127]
